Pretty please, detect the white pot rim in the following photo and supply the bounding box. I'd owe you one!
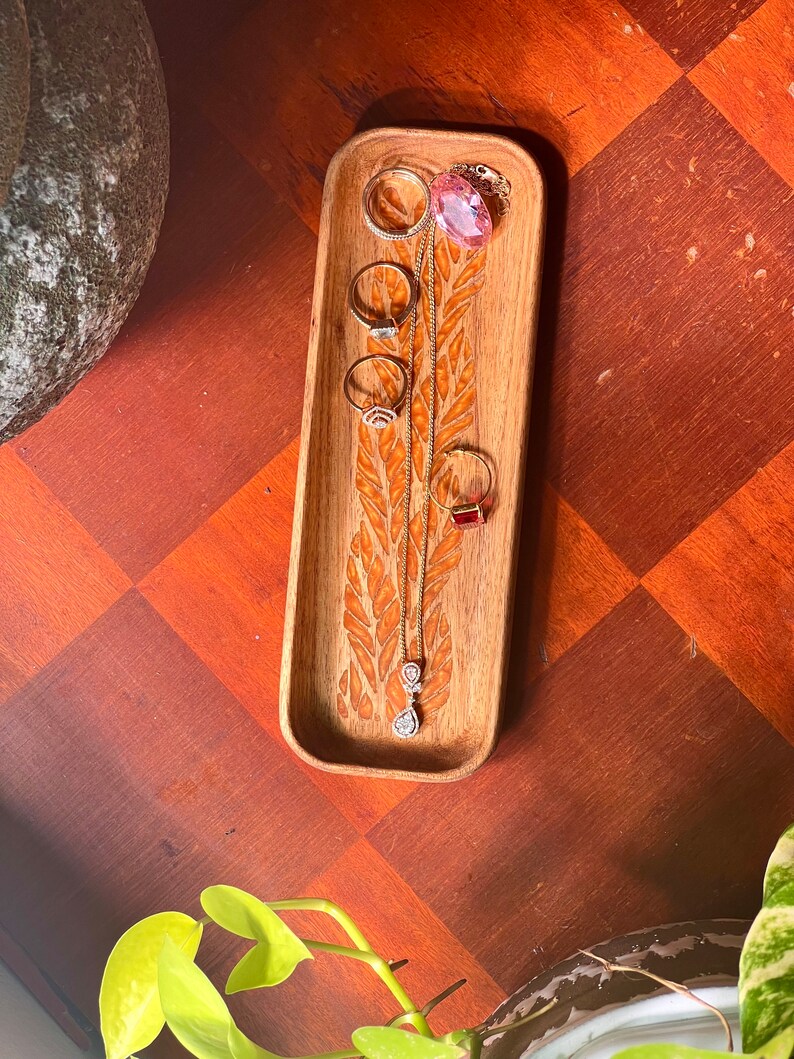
[517,985,740,1059]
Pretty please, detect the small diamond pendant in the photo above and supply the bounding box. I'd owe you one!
[400,660,422,693]
[392,660,422,738]
[392,705,420,739]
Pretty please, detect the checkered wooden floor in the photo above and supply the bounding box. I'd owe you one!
[2,0,794,1053]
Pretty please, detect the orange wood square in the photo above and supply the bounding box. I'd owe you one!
[691,0,794,190]
[644,442,794,743]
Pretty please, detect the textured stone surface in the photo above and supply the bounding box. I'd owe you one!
[0,0,169,442]
[0,0,30,205]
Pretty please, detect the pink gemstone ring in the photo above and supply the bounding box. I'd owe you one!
[429,171,493,250]
[429,447,493,529]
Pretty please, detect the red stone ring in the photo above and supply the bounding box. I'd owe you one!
[430,447,493,529]
[343,354,409,430]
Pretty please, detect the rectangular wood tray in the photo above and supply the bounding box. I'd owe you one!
[280,126,545,782]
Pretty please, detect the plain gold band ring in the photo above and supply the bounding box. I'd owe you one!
[362,167,431,241]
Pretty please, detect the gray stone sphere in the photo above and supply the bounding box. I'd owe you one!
[0,0,169,442]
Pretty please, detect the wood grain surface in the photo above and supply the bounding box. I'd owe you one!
[2,0,794,1055]
[690,0,794,188]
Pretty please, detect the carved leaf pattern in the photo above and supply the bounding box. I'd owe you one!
[339,191,487,725]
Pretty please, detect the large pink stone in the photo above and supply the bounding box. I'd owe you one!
[430,172,493,249]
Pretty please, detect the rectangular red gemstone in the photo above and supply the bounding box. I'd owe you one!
[451,504,485,528]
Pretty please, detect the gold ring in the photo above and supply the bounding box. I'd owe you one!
[343,354,408,430]
[362,167,431,241]
[347,262,417,339]
[429,447,493,528]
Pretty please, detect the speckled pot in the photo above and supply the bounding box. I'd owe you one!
[483,920,748,1059]
[0,0,169,442]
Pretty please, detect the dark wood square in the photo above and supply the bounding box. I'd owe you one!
[621,0,767,70]
[0,591,355,1020]
[10,114,315,581]
[547,78,794,575]
[370,589,794,993]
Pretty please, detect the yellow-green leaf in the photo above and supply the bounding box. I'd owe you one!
[158,935,235,1059]
[612,1026,794,1059]
[612,1045,734,1059]
[157,938,280,1059]
[757,1028,794,1059]
[227,1022,280,1059]
[200,886,312,991]
[352,1027,469,1059]
[99,911,202,1059]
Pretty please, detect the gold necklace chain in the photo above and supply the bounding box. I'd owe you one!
[393,219,437,738]
[388,162,508,738]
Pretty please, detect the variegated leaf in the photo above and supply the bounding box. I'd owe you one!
[740,825,794,1051]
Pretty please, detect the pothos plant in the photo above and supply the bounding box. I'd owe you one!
[608,821,794,1059]
[98,887,550,1059]
[99,822,794,1059]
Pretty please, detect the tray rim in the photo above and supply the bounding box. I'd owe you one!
[280,125,546,783]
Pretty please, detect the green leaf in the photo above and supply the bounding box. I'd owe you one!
[764,826,794,906]
[352,1027,469,1059]
[158,938,279,1059]
[611,1027,794,1059]
[200,886,312,992]
[741,824,794,1051]
[158,935,234,1059]
[611,1046,734,1059]
[227,1022,280,1059]
[99,911,202,1059]
[757,1028,794,1059]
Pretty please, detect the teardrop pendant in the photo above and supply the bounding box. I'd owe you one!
[392,704,420,739]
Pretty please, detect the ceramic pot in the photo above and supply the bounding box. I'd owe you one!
[483,920,748,1059]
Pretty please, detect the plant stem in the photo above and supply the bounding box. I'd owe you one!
[302,940,432,1037]
[268,899,374,952]
[478,999,559,1040]
[579,950,733,1052]
[389,1011,439,1035]
[387,980,467,1026]
[422,980,468,1017]
[267,900,432,1038]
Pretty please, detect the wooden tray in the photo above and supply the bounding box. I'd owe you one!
[280,127,545,782]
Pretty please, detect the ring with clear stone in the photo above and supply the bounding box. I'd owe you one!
[347,261,417,340]
[343,354,409,430]
[362,167,431,241]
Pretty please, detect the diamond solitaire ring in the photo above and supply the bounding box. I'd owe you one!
[347,261,417,340]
